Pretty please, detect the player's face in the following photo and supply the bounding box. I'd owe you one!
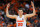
[18,10,23,15]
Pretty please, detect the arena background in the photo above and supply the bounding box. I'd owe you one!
[0,0,40,27]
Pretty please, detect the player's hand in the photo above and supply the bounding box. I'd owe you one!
[31,1,34,6]
[7,3,10,7]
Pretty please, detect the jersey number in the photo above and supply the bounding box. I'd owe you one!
[18,23,23,26]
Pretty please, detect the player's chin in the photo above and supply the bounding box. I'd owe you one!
[19,13,23,15]
[20,14,23,15]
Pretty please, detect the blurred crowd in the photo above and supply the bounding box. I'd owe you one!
[0,0,40,27]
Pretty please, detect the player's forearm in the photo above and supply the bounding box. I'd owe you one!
[6,7,9,17]
[32,5,36,15]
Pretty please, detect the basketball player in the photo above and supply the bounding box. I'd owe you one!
[6,1,36,27]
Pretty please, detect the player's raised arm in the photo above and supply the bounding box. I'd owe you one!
[25,1,36,18]
[6,3,17,19]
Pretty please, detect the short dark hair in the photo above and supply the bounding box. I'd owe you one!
[18,8,24,11]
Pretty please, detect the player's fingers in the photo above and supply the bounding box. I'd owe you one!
[7,3,10,7]
[8,3,10,6]
[31,1,33,5]
[31,1,33,4]
[31,1,33,3]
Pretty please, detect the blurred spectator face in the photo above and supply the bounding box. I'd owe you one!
[25,4,29,8]
[0,16,3,21]
[18,10,23,16]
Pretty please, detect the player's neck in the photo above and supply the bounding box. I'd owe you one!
[19,15,22,18]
